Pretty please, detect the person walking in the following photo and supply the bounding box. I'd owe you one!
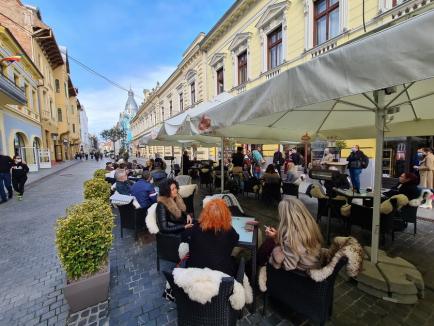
[347,145,368,193]
[273,147,284,176]
[0,153,14,204]
[415,148,434,189]
[251,145,264,179]
[11,155,29,200]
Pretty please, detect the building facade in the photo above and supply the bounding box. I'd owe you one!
[0,26,43,171]
[131,0,433,163]
[0,0,84,166]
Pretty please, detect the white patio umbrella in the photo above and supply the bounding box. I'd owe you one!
[188,9,434,263]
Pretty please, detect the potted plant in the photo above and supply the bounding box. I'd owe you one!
[84,177,111,202]
[93,169,107,179]
[335,140,347,161]
[56,199,114,312]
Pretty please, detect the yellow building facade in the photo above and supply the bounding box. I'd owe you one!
[133,0,433,161]
[0,26,43,170]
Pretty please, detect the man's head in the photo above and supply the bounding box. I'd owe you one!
[237,146,243,153]
[115,169,128,182]
[142,170,152,182]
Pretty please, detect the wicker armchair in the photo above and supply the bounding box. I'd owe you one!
[263,257,347,325]
[163,259,245,326]
[393,204,418,236]
[282,182,299,198]
[117,203,147,240]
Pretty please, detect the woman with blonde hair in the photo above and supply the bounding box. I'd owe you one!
[187,199,239,276]
[258,197,323,271]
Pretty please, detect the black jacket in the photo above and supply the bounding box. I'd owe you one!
[156,202,187,234]
[11,162,29,179]
[231,152,244,167]
[347,150,366,169]
[273,151,284,166]
[0,155,13,173]
[187,224,239,276]
[384,182,421,201]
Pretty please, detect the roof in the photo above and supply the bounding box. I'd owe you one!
[32,26,64,69]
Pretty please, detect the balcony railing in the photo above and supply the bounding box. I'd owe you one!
[0,73,27,105]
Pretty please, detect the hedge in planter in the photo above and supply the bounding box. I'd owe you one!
[56,199,114,281]
[93,169,107,179]
[84,178,111,202]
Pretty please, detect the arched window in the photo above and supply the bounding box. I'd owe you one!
[14,133,25,156]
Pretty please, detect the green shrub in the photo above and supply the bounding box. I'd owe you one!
[93,169,107,179]
[84,178,111,202]
[56,199,114,280]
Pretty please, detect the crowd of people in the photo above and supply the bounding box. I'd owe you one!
[74,150,103,161]
[0,153,29,204]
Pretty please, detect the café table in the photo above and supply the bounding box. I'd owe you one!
[232,216,258,311]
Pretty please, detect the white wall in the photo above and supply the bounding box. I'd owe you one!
[79,107,90,152]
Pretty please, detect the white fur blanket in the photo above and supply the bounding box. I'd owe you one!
[145,203,159,234]
[179,184,197,198]
[259,236,364,292]
[173,267,252,310]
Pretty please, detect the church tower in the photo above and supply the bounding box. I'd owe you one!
[119,89,138,152]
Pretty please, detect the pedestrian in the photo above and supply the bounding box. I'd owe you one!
[85,153,89,160]
[11,155,29,200]
[0,153,14,203]
[414,147,434,189]
[95,152,100,162]
[273,147,284,176]
[251,145,264,179]
[290,148,303,166]
[182,151,191,175]
[346,145,369,193]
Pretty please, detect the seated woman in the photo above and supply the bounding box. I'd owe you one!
[383,172,421,201]
[262,164,281,184]
[258,197,323,271]
[156,179,193,235]
[187,199,239,276]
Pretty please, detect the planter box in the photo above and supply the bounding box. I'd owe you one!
[63,262,110,313]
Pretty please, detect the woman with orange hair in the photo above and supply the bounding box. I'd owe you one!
[187,199,239,276]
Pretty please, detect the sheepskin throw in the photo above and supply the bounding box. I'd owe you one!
[145,203,159,234]
[380,194,409,215]
[179,184,197,198]
[259,236,364,291]
[172,267,252,310]
[310,184,328,199]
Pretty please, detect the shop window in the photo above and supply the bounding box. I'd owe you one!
[238,51,247,85]
[216,68,224,95]
[314,0,340,46]
[267,26,283,70]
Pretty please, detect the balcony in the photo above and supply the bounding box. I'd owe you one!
[0,73,27,106]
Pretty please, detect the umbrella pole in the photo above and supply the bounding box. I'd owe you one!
[181,145,184,175]
[221,137,225,192]
[371,90,386,264]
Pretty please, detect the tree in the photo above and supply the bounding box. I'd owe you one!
[100,126,126,155]
[89,134,99,151]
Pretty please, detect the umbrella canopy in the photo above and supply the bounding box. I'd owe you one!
[189,9,434,140]
[187,9,434,264]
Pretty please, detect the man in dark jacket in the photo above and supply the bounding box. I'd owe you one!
[131,171,157,209]
[273,148,284,176]
[11,155,29,200]
[231,147,244,168]
[347,145,368,193]
[0,154,14,203]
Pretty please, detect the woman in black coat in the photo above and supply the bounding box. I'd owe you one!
[384,172,421,200]
[156,179,193,234]
[11,155,29,200]
[187,199,239,276]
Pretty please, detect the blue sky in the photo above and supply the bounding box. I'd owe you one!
[30,0,234,135]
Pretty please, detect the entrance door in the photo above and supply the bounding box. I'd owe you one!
[20,147,38,172]
[55,144,63,161]
[38,149,51,168]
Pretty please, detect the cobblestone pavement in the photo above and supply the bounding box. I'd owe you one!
[0,160,105,326]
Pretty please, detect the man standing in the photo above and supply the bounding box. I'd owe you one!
[251,145,264,179]
[0,153,14,203]
[347,145,368,193]
[273,147,284,176]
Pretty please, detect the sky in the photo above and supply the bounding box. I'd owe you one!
[30,0,234,136]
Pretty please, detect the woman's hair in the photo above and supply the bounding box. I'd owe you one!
[199,199,232,232]
[401,172,418,185]
[277,197,323,255]
[159,179,179,197]
[265,164,275,174]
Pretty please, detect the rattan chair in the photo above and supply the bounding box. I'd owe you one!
[163,259,245,326]
[263,257,347,325]
[156,232,182,272]
[117,203,147,240]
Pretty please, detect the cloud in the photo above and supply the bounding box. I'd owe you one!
[79,65,175,136]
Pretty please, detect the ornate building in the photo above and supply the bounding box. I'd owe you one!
[119,89,138,153]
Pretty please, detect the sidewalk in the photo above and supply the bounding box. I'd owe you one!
[26,160,81,187]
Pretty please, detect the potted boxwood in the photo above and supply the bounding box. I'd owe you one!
[93,169,107,179]
[84,177,111,202]
[56,199,114,312]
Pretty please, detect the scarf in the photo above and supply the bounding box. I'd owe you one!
[157,194,186,219]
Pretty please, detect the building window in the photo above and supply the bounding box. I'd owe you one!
[314,0,339,46]
[238,51,248,85]
[179,93,184,111]
[190,82,196,105]
[267,26,282,70]
[32,90,38,111]
[72,124,76,133]
[169,100,173,116]
[55,79,60,93]
[57,108,63,122]
[216,68,224,95]
[392,0,408,6]
[64,82,68,97]
[49,99,53,119]
[161,106,165,121]
[24,84,30,104]
[14,74,19,86]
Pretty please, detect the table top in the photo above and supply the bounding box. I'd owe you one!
[325,162,348,166]
[232,216,256,244]
[333,187,374,198]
